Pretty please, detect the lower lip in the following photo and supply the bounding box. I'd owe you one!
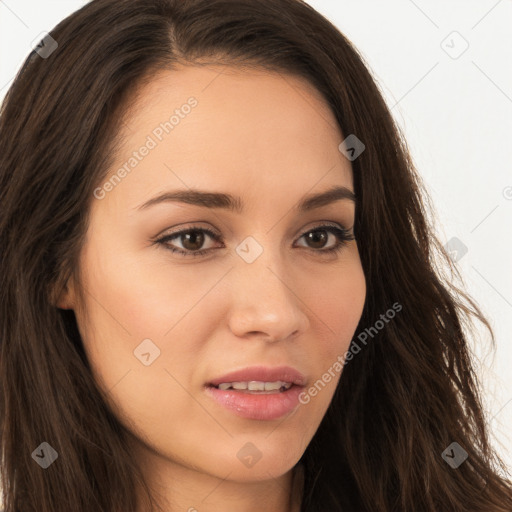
[204,384,304,420]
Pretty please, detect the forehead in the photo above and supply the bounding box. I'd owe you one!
[98,64,353,214]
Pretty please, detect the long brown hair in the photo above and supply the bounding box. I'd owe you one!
[1,0,511,510]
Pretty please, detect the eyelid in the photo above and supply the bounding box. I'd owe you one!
[156,220,351,240]
[154,224,221,245]
[298,220,349,235]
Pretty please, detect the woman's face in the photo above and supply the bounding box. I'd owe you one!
[59,64,366,492]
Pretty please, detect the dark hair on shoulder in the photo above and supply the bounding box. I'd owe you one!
[1,0,511,510]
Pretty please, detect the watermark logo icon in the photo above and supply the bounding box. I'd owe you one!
[441,31,469,60]
[442,442,468,469]
[134,338,161,366]
[32,32,58,59]
[237,442,262,468]
[444,237,468,262]
[236,236,264,264]
[338,134,366,161]
[32,442,59,469]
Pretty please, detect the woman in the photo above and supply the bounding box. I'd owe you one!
[1,0,511,510]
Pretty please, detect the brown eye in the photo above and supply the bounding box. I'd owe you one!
[303,229,330,249]
[156,226,222,257]
[296,225,354,254]
[180,230,206,251]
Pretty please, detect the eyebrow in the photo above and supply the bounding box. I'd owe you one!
[136,184,356,213]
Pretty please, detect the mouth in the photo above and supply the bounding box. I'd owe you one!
[206,365,306,389]
[204,365,307,420]
[204,380,305,421]
[207,380,295,394]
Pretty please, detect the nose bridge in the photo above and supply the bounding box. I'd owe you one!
[227,235,309,340]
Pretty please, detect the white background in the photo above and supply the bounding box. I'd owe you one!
[1,0,511,475]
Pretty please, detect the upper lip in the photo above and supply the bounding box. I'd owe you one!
[207,365,306,387]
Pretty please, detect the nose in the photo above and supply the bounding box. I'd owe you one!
[226,249,310,343]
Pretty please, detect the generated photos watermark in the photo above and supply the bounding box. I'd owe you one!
[298,301,402,404]
[93,97,198,200]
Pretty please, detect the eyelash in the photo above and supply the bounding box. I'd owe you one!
[155,223,355,258]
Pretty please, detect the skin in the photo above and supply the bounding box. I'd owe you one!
[57,64,366,512]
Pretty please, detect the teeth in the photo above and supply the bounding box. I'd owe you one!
[217,381,293,391]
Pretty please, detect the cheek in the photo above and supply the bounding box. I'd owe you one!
[305,258,366,357]
[75,243,224,399]
[79,237,212,341]
[74,256,204,441]
[286,257,366,417]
